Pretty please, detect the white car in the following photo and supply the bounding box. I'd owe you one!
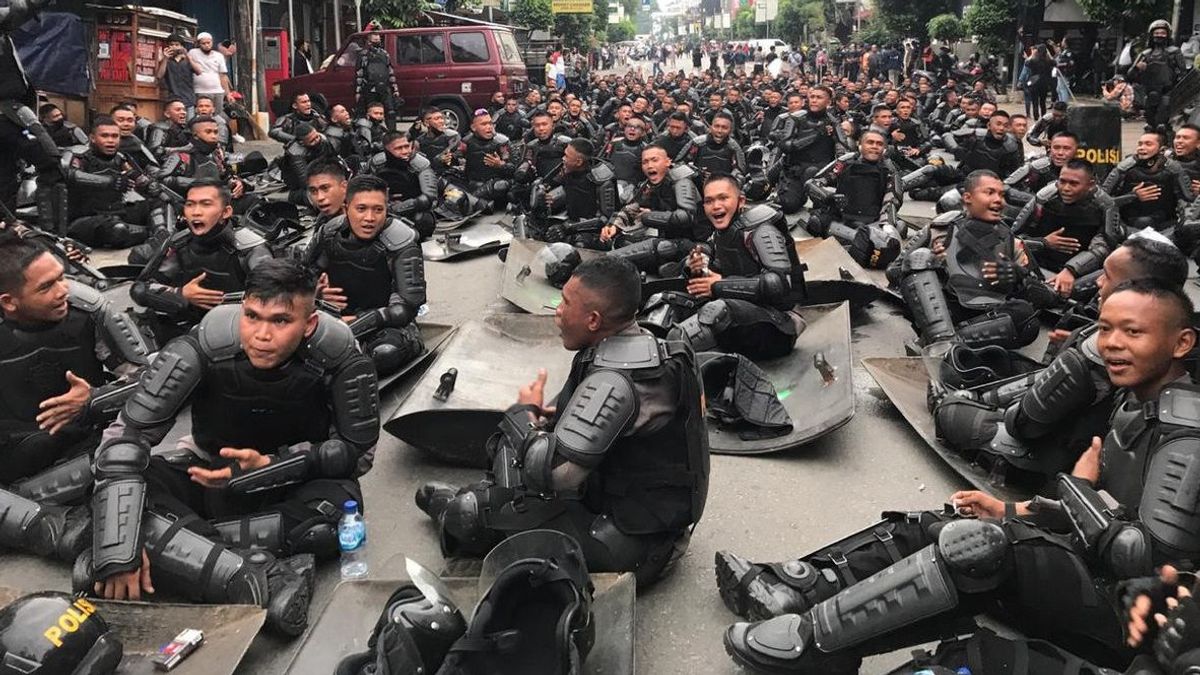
[745,38,790,57]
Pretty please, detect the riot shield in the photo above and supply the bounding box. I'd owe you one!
[1068,106,1122,181]
[861,356,1034,502]
[706,302,855,454]
[795,237,899,307]
[421,220,513,262]
[501,239,603,314]
[383,314,573,466]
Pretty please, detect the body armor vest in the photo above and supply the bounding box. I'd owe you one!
[944,218,1018,308]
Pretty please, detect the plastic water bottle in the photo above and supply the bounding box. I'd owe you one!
[338,500,368,580]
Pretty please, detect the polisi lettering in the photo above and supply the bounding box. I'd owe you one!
[43,598,97,647]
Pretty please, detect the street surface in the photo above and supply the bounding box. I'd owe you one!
[0,74,1155,673]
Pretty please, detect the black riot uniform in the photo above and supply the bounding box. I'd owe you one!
[155,137,239,195]
[609,165,704,273]
[1129,20,1191,129]
[887,115,932,169]
[674,134,747,182]
[1003,155,1063,207]
[0,0,67,230]
[366,150,438,239]
[1011,183,1118,273]
[82,305,379,635]
[532,159,619,249]
[909,128,1024,203]
[354,41,401,126]
[269,109,329,145]
[421,324,709,589]
[414,128,459,176]
[278,135,342,205]
[0,280,149,563]
[602,136,648,191]
[557,113,595,140]
[656,129,695,161]
[898,212,1057,349]
[324,121,367,166]
[60,145,170,249]
[771,109,849,214]
[513,132,571,213]
[1024,111,1069,147]
[303,216,426,376]
[353,117,388,156]
[130,220,271,342]
[1102,153,1194,234]
[118,132,157,173]
[666,204,806,361]
[492,108,527,141]
[145,120,191,159]
[46,119,87,148]
[805,151,918,269]
[719,377,1200,673]
[449,132,516,211]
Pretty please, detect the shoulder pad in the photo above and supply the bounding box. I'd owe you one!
[196,304,243,362]
[409,153,431,171]
[168,228,193,246]
[232,226,267,251]
[1117,157,1137,170]
[66,280,106,313]
[494,133,511,145]
[669,164,696,180]
[837,151,857,162]
[1167,46,1183,54]
[124,337,203,427]
[286,142,308,157]
[740,203,783,228]
[693,134,710,145]
[592,333,662,370]
[1035,183,1060,202]
[1003,135,1019,152]
[1031,156,1052,170]
[299,312,357,371]
[555,134,573,144]
[1165,158,1186,173]
[590,161,615,182]
[378,219,419,252]
[1078,327,1104,366]
[1159,382,1200,428]
[354,118,372,129]
[931,210,962,226]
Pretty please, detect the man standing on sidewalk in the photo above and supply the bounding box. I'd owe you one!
[188,32,232,115]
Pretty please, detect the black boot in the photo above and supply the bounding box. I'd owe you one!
[715,551,832,621]
[0,489,91,562]
[414,482,458,520]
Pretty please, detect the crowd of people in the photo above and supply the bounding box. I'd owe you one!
[8,0,1200,669]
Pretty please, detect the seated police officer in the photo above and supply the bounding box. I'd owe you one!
[1003,131,1080,209]
[352,102,389,157]
[145,98,191,159]
[665,175,806,361]
[269,92,329,145]
[365,133,438,239]
[303,174,426,376]
[305,159,349,231]
[0,232,150,561]
[280,123,342,207]
[718,278,1200,674]
[446,110,516,214]
[416,257,709,589]
[898,170,1058,349]
[604,144,703,275]
[1103,131,1194,236]
[131,178,272,343]
[61,117,170,249]
[530,138,619,250]
[81,259,379,636]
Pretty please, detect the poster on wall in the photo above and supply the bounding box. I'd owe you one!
[135,34,160,84]
[97,28,133,82]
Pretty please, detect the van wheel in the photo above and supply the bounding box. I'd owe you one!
[438,102,468,132]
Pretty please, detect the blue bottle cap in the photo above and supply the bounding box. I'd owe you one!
[344,500,359,512]
[957,668,973,675]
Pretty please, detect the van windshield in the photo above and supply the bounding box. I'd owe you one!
[496,30,522,65]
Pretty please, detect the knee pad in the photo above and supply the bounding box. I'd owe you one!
[438,491,492,557]
[937,519,1010,592]
[411,211,436,240]
[314,439,355,479]
[936,190,963,214]
[654,238,686,263]
[667,300,730,353]
[933,393,1002,451]
[370,342,405,376]
[288,520,339,559]
[102,221,149,249]
[806,212,831,238]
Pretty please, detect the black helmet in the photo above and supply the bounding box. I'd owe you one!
[0,592,122,675]
[539,242,582,288]
[438,531,595,675]
[334,558,466,675]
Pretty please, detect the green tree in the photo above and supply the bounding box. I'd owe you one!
[775,0,825,46]
[732,6,757,38]
[364,0,435,27]
[963,0,1015,59]
[926,13,963,43]
[554,13,595,47]
[512,0,554,30]
[871,0,953,41]
[854,21,893,47]
[1075,0,1170,34]
[609,18,637,41]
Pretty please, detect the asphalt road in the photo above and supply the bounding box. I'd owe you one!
[0,83,1153,674]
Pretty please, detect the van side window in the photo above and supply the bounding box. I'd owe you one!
[449,32,489,63]
[397,33,446,65]
[336,39,364,68]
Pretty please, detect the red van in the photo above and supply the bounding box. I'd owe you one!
[273,25,528,131]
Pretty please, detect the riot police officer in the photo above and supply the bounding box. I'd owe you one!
[416,256,709,589]
[1025,100,1070,147]
[655,111,696,160]
[413,107,460,177]
[61,117,170,249]
[771,85,848,214]
[718,279,1200,674]
[675,112,747,182]
[278,123,341,206]
[83,259,379,638]
[304,159,349,230]
[38,104,87,148]
[131,178,271,343]
[1129,19,1190,130]
[145,98,191,159]
[269,92,329,145]
[0,232,149,562]
[355,29,401,127]
[492,97,527,141]
[365,133,438,239]
[605,144,703,272]
[898,170,1058,349]
[1103,131,1194,235]
[666,175,806,360]
[910,110,1023,203]
[354,101,390,156]
[531,138,619,249]
[513,110,572,207]
[1004,131,1080,208]
[304,174,427,375]
[602,116,650,194]
[448,111,516,213]
[1013,158,1118,282]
